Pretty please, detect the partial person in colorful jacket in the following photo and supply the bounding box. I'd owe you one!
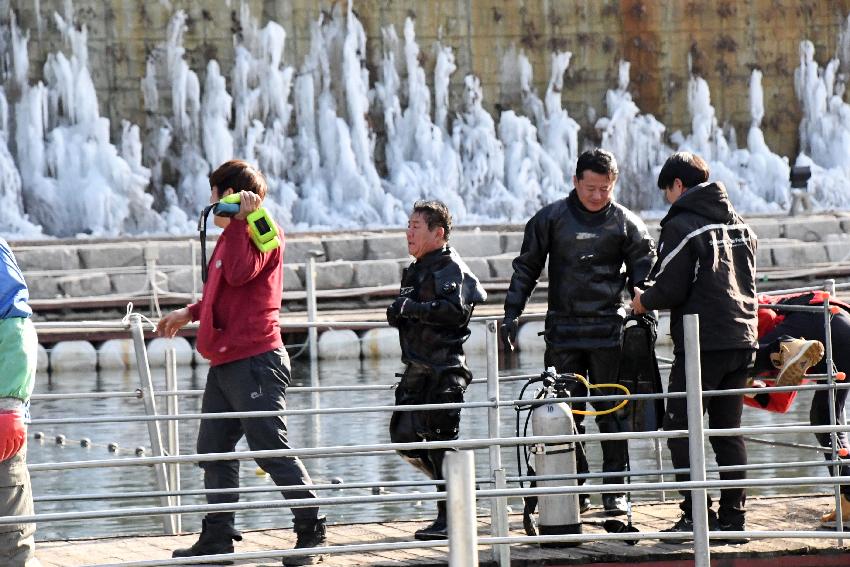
[387,200,486,541]
[0,238,40,566]
[747,291,850,526]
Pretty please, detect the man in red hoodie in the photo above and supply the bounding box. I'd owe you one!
[157,160,324,566]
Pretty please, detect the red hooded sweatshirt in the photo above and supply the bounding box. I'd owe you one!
[188,218,284,366]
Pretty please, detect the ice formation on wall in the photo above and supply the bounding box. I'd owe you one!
[374,19,465,217]
[497,48,569,215]
[795,34,850,210]
[670,72,782,213]
[452,75,524,221]
[11,9,168,237]
[0,85,41,238]
[595,61,669,211]
[0,4,849,238]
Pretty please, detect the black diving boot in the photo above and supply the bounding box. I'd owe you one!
[284,517,327,566]
[172,519,242,563]
[415,500,448,540]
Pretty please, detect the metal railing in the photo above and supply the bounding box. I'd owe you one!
[17,279,850,566]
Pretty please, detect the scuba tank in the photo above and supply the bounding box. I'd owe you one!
[517,369,582,547]
[516,368,635,547]
[531,375,582,546]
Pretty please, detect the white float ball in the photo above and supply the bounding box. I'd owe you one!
[98,339,136,370]
[147,337,194,367]
[360,328,401,359]
[36,344,49,373]
[318,329,360,360]
[50,341,97,373]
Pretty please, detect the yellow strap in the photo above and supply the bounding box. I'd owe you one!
[568,373,631,416]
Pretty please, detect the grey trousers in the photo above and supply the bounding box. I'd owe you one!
[0,448,39,567]
[197,348,320,527]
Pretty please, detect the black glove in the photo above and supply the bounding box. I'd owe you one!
[387,297,426,325]
[386,297,407,327]
[500,317,518,351]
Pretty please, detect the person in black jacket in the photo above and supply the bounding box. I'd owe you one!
[633,151,758,543]
[387,200,486,540]
[502,148,656,515]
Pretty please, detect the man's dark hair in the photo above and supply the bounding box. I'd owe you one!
[657,152,710,190]
[209,159,268,200]
[576,148,619,180]
[412,200,452,240]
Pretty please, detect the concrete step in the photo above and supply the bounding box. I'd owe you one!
[10,213,850,301]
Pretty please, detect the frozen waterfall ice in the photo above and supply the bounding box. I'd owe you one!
[1,4,849,238]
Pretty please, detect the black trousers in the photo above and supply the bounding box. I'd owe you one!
[755,310,850,497]
[664,348,754,525]
[197,348,319,526]
[389,363,470,483]
[544,345,628,493]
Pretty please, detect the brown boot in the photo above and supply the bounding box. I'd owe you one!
[821,494,850,525]
[770,338,824,387]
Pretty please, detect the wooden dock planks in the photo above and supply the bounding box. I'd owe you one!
[35,494,850,566]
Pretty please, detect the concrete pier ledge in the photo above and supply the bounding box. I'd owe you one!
[11,213,850,365]
[10,213,850,301]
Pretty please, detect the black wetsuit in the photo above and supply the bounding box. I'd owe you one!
[504,190,655,492]
[387,246,486,482]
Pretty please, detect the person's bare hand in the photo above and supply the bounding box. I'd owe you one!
[632,287,647,315]
[157,307,191,338]
[235,191,261,220]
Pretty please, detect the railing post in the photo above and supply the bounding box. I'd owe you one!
[305,251,324,367]
[491,468,510,566]
[485,319,509,566]
[128,313,176,535]
[684,314,710,566]
[446,450,478,567]
[823,279,844,542]
[165,347,182,533]
[485,320,502,471]
[144,244,159,317]
[654,437,666,501]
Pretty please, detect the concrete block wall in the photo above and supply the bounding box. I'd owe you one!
[10,212,850,300]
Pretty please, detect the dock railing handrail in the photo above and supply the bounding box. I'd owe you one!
[23,277,850,566]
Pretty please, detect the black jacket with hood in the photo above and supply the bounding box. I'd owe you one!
[640,181,758,354]
[503,190,656,349]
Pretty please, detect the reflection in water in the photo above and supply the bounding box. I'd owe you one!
[28,349,834,540]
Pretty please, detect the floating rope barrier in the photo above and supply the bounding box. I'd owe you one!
[31,431,148,457]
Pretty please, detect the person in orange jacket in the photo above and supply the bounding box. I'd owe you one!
[749,291,850,525]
